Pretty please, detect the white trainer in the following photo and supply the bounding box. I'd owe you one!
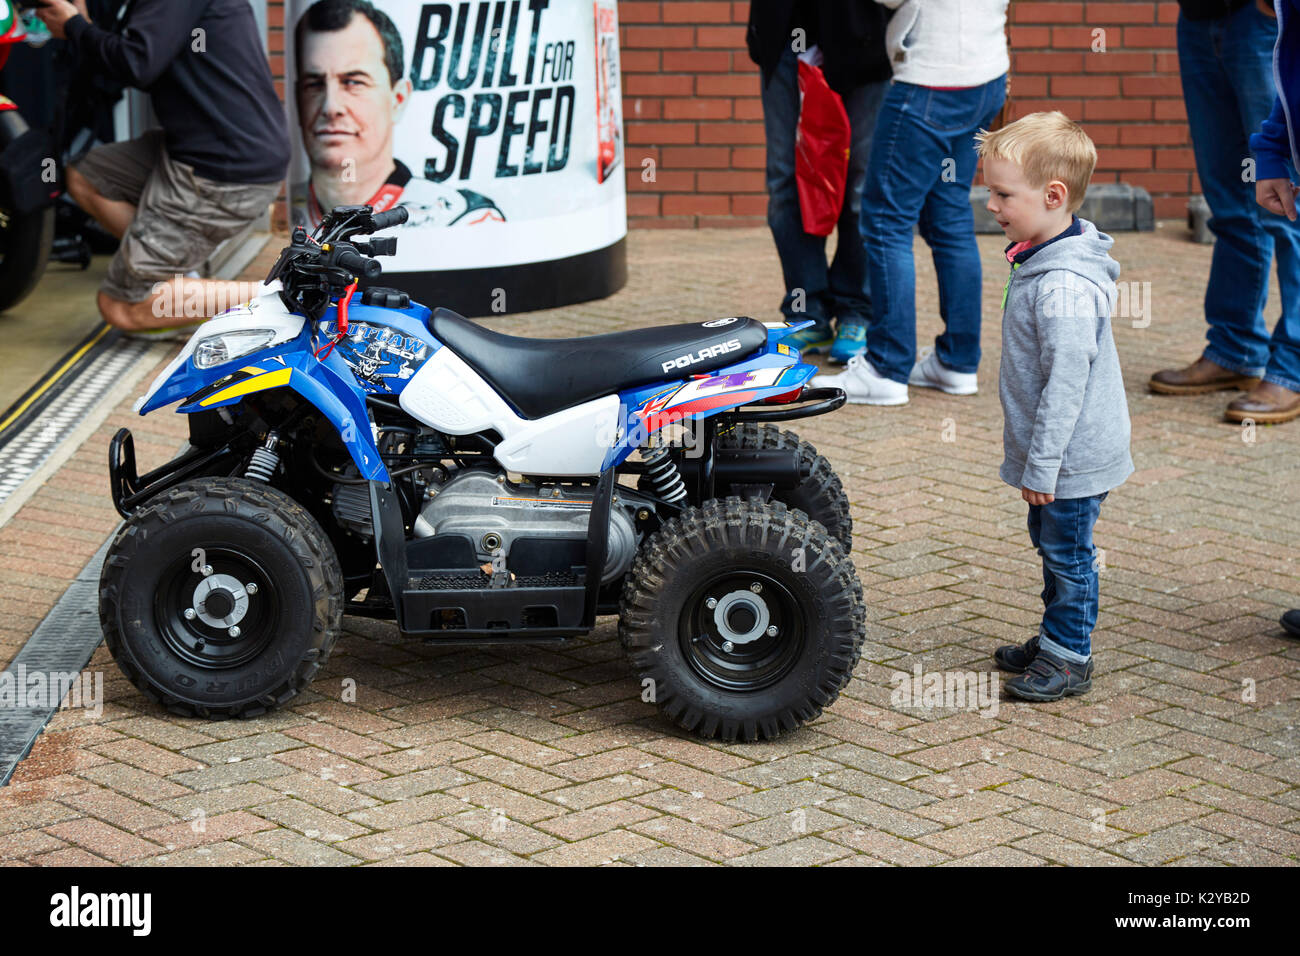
[811,355,909,406]
[908,347,978,395]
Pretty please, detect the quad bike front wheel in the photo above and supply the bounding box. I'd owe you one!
[619,497,865,742]
[100,478,343,718]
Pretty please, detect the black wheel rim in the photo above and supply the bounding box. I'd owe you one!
[678,569,805,692]
[154,546,282,670]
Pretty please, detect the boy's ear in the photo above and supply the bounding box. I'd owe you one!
[1045,179,1069,211]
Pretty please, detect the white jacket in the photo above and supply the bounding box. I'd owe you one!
[876,0,1009,88]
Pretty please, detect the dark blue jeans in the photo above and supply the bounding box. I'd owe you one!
[762,47,887,329]
[1028,493,1107,663]
[1180,3,1300,392]
[860,76,1007,384]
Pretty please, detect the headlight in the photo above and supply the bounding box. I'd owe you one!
[193,330,277,369]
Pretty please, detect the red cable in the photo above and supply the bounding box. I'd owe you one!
[314,281,359,360]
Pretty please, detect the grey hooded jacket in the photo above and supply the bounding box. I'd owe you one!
[998,219,1134,499]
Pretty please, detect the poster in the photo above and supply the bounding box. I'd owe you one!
[285,0,627,279]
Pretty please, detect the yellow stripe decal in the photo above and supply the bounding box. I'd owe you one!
[199,367,292,406]
[239,366,265,376]
[0,324,112,434]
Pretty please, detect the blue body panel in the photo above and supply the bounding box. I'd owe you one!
[140,302,442,483]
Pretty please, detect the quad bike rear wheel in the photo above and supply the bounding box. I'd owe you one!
[619,497,865,742]
[718,423,852,552]
[100,477,343,718]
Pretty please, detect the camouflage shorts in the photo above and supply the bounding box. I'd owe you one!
[73,131,280,303]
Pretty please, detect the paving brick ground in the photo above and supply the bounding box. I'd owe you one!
[1,222,1297,866]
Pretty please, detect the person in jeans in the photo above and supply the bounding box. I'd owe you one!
[1247,0,1300,636]
[748,1,891,364]
[1149,0,1300,424]
[37,0,289,337]
[978,112,1134,701]
[814,0,1008,404]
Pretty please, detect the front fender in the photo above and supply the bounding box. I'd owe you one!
[177,350,388,482]
[134,294,387,481]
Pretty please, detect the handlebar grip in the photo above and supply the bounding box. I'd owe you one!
[336,250,381,279]
[370,207,409,231]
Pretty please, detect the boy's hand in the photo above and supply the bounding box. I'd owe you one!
[1257,178,1299,220]
[1258,0,1277,17]
[1022,487,1055,505]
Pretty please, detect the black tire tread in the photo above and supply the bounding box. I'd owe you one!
[619,496,864,743]
[99,477,344,719]
[717,423,852,552]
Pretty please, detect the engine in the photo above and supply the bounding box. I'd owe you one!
[406,468,641,584]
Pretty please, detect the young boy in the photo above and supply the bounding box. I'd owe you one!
[977,111,1134,701]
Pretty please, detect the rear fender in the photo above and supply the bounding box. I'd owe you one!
[603,341,816,470]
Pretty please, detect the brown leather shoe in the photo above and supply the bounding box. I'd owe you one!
[1225,381,1300,423]
[1149,357,1260,394]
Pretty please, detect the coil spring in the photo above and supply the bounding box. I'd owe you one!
[643,443,688,503]
[244,437,280,482]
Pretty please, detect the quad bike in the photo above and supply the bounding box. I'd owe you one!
[101,203,866,742]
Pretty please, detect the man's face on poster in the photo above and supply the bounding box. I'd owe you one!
[296,13,410,176]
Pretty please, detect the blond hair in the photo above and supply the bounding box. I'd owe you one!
[976,111,1098,213]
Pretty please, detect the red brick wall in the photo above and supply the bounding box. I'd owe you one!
[1006,2,1191,220]
[265,0,1197,226]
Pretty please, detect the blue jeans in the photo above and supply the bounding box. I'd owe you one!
[1180,3,1300,392]
[762,46,887,329]
[861,76,1006,384]
[1028,493,1107,663]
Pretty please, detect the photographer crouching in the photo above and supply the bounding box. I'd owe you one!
[36,0,289,338]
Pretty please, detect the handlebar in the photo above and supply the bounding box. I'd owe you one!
[335,249,381,279]
[370,207,409,231]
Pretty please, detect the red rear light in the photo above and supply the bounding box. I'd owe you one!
[763,387,804,404]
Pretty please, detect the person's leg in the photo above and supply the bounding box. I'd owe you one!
[1225,2,1300,405]
[100,150,278,333]
[1005,493,1105,700]
[916,75,1007,379]
[66,131,163,239]
[828,79,888,363]
[1034,494,1105,665]
[1174,10,1274,380]
[66,166,136,239]
[860,81,947,385]
[762,46,832,346]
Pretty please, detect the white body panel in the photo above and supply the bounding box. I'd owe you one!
[400,347,617,477]
[133,285,302,413]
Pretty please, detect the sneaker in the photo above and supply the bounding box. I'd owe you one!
[811,355,909,406]
[1004,648,1093,701]
[993,634,1041,674]
[778,323,833,355]
[829,322,867,365]
[909,347,978,395]
[1282,609,1300,639]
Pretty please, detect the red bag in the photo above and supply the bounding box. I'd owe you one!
[795,58,851,237]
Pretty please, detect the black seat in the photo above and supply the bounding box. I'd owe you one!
[428,309,769,419]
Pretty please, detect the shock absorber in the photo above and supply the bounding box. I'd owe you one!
[642,438,688,504]
[244,431,281,482]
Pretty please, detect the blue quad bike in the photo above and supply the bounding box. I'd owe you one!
[101,204,865,742]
